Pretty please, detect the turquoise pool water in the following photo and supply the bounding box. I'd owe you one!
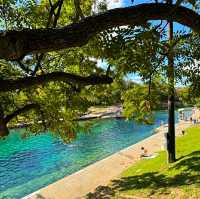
[0,111,177,199]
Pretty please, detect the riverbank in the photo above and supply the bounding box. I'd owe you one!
[79,105,123,120]
[25,120,192,199]
[8,106,123,129]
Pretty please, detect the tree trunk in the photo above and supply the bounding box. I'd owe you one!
[167,0,176,163]
[0,119,9,137]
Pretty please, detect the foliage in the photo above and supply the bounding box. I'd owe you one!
[89,15,200,122]
[176,87,195,106]
[122,84,155,124]
[89,25,165,122]
[0,0,103,140]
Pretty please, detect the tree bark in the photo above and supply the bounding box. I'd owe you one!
[0,104,41,137]
[167,0,176,163]
[0,107,9,137]
[0,119,9,137]
[0,3,199,60]
[4,104,40,123]
[0,72,113,92]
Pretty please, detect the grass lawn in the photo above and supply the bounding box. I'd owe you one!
[87,125,200,199]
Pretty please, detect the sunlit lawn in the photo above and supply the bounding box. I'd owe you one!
[87,126,200,199]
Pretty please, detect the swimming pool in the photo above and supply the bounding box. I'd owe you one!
[0,111,177,198]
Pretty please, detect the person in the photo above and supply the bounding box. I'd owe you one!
[140,146,158,159]
[179,111,183,120]
[140,147,149,158]
[181,130,185,135]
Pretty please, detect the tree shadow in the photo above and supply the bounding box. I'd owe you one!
[86,186,115,199]
[86,151,200,199]
[112,172,168,192]
[169,150,200,187]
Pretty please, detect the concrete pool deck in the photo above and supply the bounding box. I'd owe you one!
[24,121,192,199]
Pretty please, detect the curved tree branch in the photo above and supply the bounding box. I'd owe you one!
[0,3,199,60]
[0,72,113,92]
[0,103,41,137]
[4,103,40,123]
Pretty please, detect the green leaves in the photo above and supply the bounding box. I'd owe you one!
[122,84,156,124]
[0,0,100,140]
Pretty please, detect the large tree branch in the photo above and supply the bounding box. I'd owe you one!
[4,104,40,123]
[0,72,113,92]
[0,103,40,137]
[0,3,199,60]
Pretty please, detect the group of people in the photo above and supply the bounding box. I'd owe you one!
[179,111,186,121]
[179,110,198,124]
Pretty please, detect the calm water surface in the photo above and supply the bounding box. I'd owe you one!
[0,111,178,199]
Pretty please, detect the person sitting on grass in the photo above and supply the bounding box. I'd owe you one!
[140,147,158,159]
[140,147,149,158]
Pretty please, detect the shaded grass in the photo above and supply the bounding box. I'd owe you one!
[86,126,200,199]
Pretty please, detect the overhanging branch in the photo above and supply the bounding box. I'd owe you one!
[4,104,40,123]
[0,72,113,92]
[0,3,199,60]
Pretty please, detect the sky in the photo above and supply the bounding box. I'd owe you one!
[97,0,192,84]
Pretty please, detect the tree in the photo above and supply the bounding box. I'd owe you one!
[167,0,176,163]
[0,0,200,153]
[86,1,200,163]
[0,0,113,139]
[176,87,195,106]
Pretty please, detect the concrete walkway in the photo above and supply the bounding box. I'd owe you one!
[24,121,192,199]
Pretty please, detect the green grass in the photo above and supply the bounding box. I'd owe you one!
[86,126,200,199]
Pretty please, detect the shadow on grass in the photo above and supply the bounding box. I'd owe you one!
[86,151,200,199]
